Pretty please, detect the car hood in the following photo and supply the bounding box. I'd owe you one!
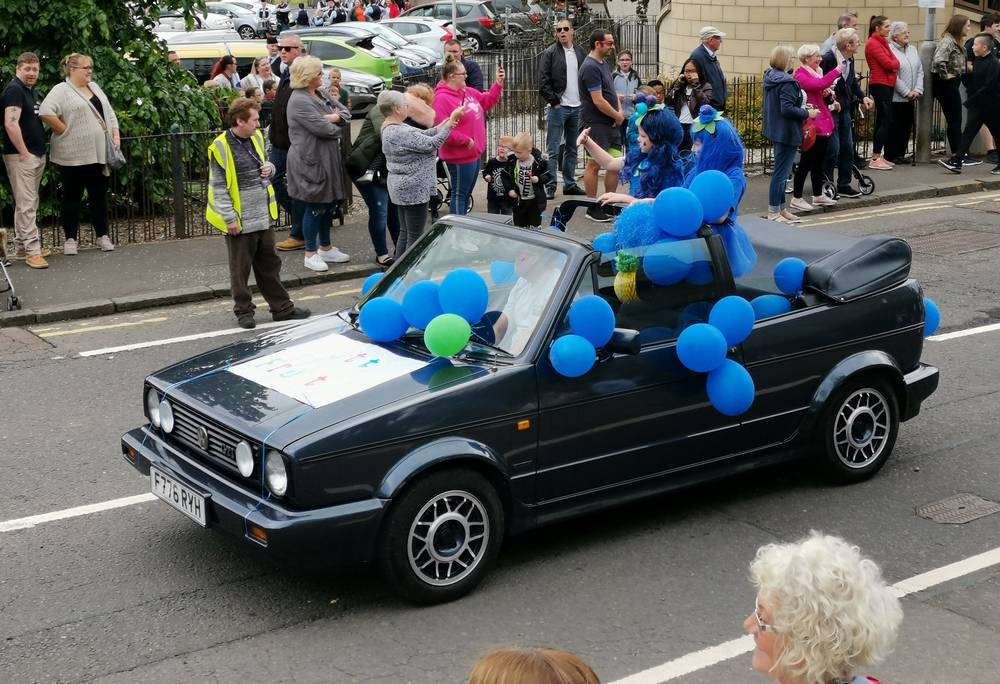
[150,314,494,451]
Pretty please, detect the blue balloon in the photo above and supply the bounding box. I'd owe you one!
[676,323,728,373]
[439,268,489,324]
[688,170,735,224]
[569,295,616,348]
[709,296,755,346]
[592,231,618,253]
[924,296,940,336]
[361,272,384,296]
[773,257,807,295]
[750,294,792,320]
[677,300,713,331]
[549,335,596,377]
[643,239,692,286]
[359,296,408,342]
[402,280,443,330]
[490,260,517,286]
[685,259,714,285]
[706,359,756,416]
[653,187,704,238]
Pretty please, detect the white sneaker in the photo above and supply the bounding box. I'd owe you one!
[318,247,350,263]
[63,238,78,256]
[303,253,328,272]
[789,197,814,212]
[97,235,115,251]
[811,194,837,207]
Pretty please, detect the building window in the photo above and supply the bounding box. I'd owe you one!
[955,0,1000,14]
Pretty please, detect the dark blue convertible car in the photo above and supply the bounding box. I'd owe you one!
[122,209,938,603]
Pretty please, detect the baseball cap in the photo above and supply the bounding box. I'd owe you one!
[699,26,726,41]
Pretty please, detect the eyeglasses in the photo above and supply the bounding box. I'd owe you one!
[555,27,571,33]
[753,607,778,633]
[72,65,94,71]
[279,45,300,52]
[453,71,467,76]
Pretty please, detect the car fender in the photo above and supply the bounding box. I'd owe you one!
[799,350,906,437]
[376,437,510,500]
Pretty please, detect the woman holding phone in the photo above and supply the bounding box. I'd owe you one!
[433,55,504,216]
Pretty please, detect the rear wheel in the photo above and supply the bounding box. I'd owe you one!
[378,468,504,604]
[239,24,257,39]
[468,35,482,52]
[822,180,837,200]
[858,173,875,195]
[814,376,899,484]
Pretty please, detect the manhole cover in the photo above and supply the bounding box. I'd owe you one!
[916,493,1000,524]
[908,229,1000,256]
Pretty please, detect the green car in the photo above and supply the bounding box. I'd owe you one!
[299,35,399,89]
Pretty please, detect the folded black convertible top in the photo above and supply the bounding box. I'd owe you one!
[740,216,912,302]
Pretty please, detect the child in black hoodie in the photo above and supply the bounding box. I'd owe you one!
[483,136,514,214]
[940,33,1000,174]
[506,133,550,228]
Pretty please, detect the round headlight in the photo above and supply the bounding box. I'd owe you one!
[146,388,161,428]
[265,451,288,496]
[159,400,175,434]
[235,441,254,478]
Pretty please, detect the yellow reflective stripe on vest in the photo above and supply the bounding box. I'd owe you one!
[205,130,277,234]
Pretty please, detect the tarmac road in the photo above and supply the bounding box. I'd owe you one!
[2,194,1000,683]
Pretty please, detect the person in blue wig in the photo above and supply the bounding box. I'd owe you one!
[682,105,757,277]
[576,106,685,207]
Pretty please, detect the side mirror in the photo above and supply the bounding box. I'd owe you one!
[602,328,640,356]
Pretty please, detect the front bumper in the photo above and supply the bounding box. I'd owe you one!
[901,362,939,421]
[121,427,384,562]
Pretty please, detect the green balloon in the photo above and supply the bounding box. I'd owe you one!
[424,314,472,357]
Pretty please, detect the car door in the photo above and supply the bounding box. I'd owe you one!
[535,238,744,505]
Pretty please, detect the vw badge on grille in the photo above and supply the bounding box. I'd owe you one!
[197,426,210,451]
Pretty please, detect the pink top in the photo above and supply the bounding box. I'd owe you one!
[794,65,843,137]
[432,79,503,164]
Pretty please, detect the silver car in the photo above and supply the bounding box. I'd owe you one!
[207,2,273,40]
[381,17,474,62]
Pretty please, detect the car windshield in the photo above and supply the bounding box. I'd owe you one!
[373,26,410,47]
[365,224,569,357]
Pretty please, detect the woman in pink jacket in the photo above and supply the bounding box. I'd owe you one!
[865,15,900,170]
[433,56,504,215]
[790,44,844,212]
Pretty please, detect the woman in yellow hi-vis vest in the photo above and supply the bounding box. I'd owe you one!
[206,97,310,330]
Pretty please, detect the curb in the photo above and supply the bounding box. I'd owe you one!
[787,176,1000,216]
[0,262,380,328]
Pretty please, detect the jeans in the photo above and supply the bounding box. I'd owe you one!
[301,201,334,252]
[269,146,304,239]
[446,160,480,216]
[354,179,399,257]
[57,163,109,240]
[545,104,580,191]
[869,84,893,155]
[825,109,855,190]
[932,75,962,154]
[793,136,830,199]
[396,202,428,256]
[769,142,797,212]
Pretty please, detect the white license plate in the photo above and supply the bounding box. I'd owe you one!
[150,466,208,527]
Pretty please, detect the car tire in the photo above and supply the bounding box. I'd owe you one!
[239,25,257,39]
[814,375,899,484]
[468,35,482,52]
[378,468,504,604]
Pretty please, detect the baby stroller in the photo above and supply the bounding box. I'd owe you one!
[0,230,22,311]
[785,151,875,200]
[429,159,474,221]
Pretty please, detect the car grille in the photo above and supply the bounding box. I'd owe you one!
[169,402,245,469]
[371,81,384,94]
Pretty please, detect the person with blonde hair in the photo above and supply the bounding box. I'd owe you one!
[286,55,351,272]
[38,52,120,254]
[468,647,600,684]
[241,56,274,91]
[745,531,902,684]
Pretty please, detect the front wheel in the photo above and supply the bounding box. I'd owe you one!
[814,376,899,484]
[239,25,257,39]
[858,174,875,195]
[378,469,504,604]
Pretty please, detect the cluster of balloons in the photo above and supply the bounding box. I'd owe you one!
[358,268,491,358]
[677,295,757,416]
[549,295,616,377]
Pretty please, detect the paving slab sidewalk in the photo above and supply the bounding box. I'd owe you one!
[2,159,998,327]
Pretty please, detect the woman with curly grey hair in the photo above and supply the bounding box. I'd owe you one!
[744,531,902,684]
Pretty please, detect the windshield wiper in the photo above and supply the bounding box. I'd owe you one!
[463,331,514,358]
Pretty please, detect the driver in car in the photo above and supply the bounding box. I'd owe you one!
[492,249,562,353]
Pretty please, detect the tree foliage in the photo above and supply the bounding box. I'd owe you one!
[0,0,223,222]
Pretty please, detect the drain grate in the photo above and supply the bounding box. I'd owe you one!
[916,493,1000,524]
[907,229,1000,256]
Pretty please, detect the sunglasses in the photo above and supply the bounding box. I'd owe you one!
[279,45,300,52]
[556,27,571,33]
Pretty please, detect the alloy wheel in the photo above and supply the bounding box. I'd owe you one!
[832,388,891,469]
[407,489,489,587]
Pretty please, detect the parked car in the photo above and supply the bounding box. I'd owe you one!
[288,24,435,79]
[342,21,441,70]
[155,5,234,31]
[299,35,399,87]
[325,67,384,115]
[489,0,539,33]
[380,17,473,62]
[123,201,938,605]
[207,1,274,39]
[401,0,505,52]
[168,41,263,82]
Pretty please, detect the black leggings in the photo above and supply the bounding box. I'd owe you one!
[869,83,894,155]
[886,101,915,160]
[932,75,962,154]
[58,163,109,240]
[793,136,830,199]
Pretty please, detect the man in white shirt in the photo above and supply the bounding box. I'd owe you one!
[536,18,588,199]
